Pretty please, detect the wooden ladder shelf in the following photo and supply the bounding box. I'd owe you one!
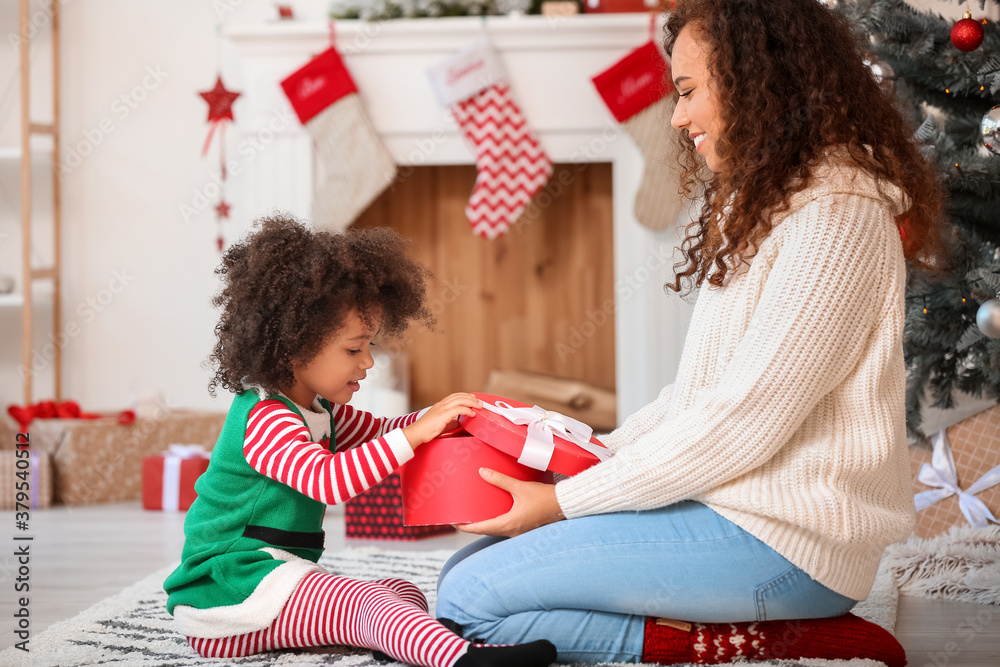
[19,0,62,404]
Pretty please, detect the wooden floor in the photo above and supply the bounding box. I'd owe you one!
[1,503,998,666]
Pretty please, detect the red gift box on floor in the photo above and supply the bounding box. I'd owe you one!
[142,445,211,511]
[400,393,610,526]
[345,473,455,540]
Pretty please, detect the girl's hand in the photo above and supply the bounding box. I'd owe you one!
[401,393,481,449]
[455,468,565,538]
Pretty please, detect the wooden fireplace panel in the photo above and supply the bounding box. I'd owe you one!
[354,163,615,409]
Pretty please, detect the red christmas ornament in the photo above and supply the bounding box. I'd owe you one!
[198,75,240,159]
[198,75,240,254]
[199,76,240,123]
[214,199,231,219]
[951,11,985,52]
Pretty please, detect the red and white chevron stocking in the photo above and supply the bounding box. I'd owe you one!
[429,40,552,239]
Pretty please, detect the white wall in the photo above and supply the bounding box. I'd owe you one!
[0,0,994,413]
[0,0,295,412]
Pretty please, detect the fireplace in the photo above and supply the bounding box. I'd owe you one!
[224,13,695,422]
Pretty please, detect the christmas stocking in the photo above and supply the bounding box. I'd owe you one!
[593,41,686,232]
[281,47,396,232]
[428,39,552,239]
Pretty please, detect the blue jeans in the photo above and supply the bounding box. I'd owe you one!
[436,501,857,664]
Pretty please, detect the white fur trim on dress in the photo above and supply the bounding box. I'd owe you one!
[172,547,328,638]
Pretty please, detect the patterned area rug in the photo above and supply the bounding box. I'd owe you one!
[0,547,897,667]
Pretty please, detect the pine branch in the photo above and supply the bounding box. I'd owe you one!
[957,324,986,350]
[967,267,1000,292]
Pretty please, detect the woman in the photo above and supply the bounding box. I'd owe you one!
[435,0,948,664]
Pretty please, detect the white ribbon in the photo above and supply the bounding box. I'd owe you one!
[162,444,209,511]
[167,444,209,458]
[478,401,611,471]
[914,430,1000,529]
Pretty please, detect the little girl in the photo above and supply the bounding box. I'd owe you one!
[164,214,556,666]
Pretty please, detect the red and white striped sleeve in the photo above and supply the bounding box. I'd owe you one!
[329,403,427,453]
[243,400,415,505]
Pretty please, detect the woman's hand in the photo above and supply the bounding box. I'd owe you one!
[401,393,481,449]
[455,468,565,538]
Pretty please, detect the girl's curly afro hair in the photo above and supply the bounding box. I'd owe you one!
[207,214,433,397]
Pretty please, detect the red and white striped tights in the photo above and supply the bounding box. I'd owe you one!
[187,572,467,665]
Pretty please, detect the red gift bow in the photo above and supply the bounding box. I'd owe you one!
[7,400,134,432]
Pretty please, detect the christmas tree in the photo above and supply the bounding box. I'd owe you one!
[846,0,1000,438]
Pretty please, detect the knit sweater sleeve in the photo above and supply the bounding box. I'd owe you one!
[244,401,414,505]
[556,193,893,518]
[330,403,422,452]
[596,383,674,454]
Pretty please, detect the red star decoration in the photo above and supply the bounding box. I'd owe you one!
[199,76,241,123]
[215,199,231,219]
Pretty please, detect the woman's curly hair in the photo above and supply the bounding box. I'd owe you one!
[664,0,949,294]
[207,214,432,397]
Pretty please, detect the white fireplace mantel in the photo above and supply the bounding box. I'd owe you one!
[223,14,695,422]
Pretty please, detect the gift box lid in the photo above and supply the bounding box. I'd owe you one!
[459,393,610,476]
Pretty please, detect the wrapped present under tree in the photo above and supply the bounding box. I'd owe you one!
[911,403,1000,538]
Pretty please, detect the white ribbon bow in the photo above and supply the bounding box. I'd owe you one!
[478,401,611,471]
[162,444,209,511]
[914,430,1000,529]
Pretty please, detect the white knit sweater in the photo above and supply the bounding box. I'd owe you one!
[555,152,917,601]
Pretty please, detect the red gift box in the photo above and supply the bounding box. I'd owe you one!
[400,394,610,526]
[461,393,610,475]
[142,445,211,511]
[345,473,456,540]
[401,429,553,526]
